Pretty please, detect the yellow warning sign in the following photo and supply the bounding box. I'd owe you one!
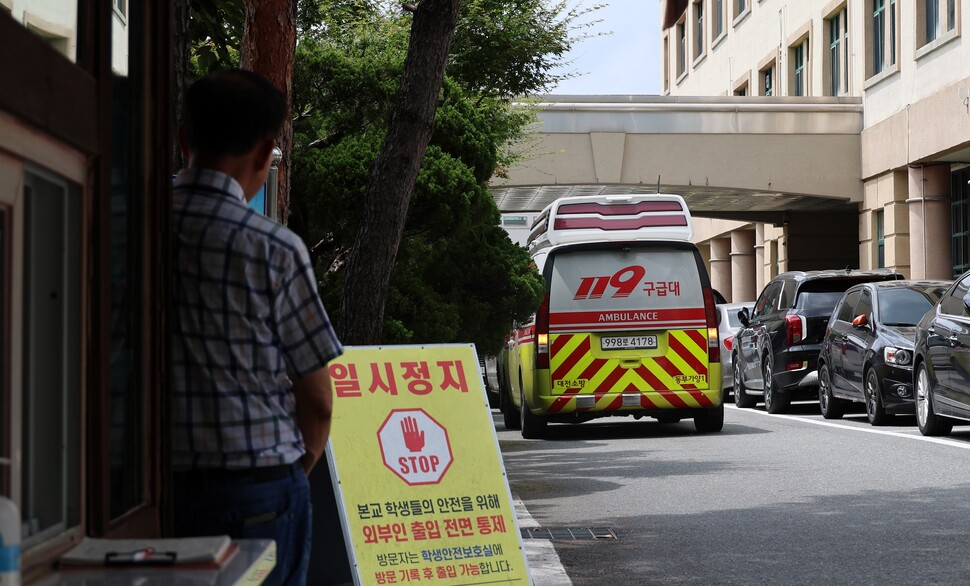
[325,344,531,585]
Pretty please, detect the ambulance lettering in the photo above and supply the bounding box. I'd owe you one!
[598,311,659,322]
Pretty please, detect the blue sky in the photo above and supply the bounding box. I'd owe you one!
[550,1,662,95]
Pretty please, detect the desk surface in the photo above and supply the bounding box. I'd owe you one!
[36,539,276,586]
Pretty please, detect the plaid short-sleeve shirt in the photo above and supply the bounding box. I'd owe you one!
[172,168,343,470]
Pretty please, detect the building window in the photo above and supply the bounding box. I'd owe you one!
[869,0,898,78]
[927,0,941,42]
[919,0,958,48]
[113,0,127,18]
[734,0,748,20]
[677,21,687,77]
[827,8,849,96]
[0,208,7,495]
[791,38,809,96]
[953,170,970,277]
[876,211,885,268]
[713,0,725,40]
[663,34,670,92]
[21,166,82,547]
[734,82,748,96]
[694,0,705,61]
[760,61,775,96]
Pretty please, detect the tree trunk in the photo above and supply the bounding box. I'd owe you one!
[172,0,191,170]
[338,0,463,345]
[240,0,296,224]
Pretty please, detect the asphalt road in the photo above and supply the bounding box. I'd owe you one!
[497,402,970,586]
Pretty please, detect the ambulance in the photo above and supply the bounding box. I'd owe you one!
[499,193,723,439]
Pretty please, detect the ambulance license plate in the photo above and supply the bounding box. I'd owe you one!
[601,335,658,350]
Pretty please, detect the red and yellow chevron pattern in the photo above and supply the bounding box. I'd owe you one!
[547,330,713,413]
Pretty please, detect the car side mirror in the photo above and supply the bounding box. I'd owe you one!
[851,314,869,328]
[738,307,750,327]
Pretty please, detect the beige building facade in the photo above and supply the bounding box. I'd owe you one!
[663,0,970,297]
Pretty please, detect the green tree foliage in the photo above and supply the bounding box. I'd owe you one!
[292,60,544,352]
[450,0,605,98]
[188,0,243,75]
[285,0,602,352]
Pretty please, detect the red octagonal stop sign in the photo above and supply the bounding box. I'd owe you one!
[377,409,454,486]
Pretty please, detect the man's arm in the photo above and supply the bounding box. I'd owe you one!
[293,366,334,474]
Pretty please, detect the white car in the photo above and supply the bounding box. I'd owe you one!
[717,302,754,398]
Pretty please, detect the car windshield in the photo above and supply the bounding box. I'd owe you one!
[878,288,941,325]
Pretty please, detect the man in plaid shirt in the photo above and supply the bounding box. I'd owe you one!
[171,69,343,586]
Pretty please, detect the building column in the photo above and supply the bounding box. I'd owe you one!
[730,230,757,302]
[908,165,952,279]
[754,224,766,294]
[710,237,732,302]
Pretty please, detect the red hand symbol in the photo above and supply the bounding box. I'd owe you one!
[401,416,425,452]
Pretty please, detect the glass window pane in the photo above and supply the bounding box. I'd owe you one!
[830,17,840,96]
[874,0,885,75]
[927,0,940,42]
[890,0,897,65]
[22,166,81,545]
[110,0,144,519]
[0,208,6,495]
[5,1,79,63]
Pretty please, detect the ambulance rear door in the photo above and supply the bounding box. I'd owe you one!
[544,241,712,408]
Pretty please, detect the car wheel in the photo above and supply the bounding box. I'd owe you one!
[864,368,890,426]
[733,355,757,408]
[763,352,790,414]
[501,384,520,430]
[818,363,845,420]
[694,405,724,433]
[916,363,953,437]
[520,385,547,439]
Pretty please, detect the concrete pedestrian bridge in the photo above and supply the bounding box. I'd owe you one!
[489,95,864,224]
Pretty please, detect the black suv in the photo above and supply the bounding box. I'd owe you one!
[733,269,904,413]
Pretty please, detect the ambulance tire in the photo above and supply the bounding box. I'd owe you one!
[501,387,521,430]
[520,389,547,439]
[693,404,724,433]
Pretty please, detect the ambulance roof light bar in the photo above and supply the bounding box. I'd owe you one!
[527,193,694,257]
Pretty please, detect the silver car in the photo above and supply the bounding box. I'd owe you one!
[717,302,754,397]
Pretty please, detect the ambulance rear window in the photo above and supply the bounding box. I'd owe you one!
[548,247,704,314]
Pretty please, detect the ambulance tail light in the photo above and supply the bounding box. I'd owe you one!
[703,287,720,363]
[535,292,551,369]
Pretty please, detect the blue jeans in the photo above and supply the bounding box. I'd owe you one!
[173,463,311,586]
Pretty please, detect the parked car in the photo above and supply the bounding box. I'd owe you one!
[717,302,754,398]
[817,280,950,424]
[734,269,904,413]
[913,271,970,436]
[479,354,500,408]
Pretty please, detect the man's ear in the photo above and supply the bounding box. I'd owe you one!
[253,137,275,170]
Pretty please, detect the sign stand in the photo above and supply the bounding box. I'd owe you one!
[325,344,532,585]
